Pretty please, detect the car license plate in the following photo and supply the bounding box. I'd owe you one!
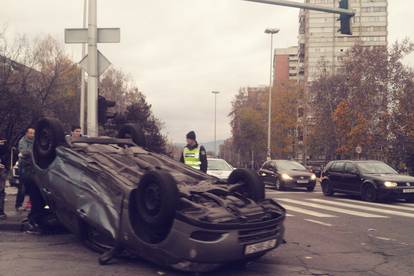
[403,189,414,193]
[244,239,277,255]
[297,179,309,184]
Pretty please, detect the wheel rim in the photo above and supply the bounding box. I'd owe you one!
[143,183,161,216]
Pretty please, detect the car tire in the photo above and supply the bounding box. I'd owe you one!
[321,180,334,196]
[362,183,378,202]
[33,118,66,169]
[228,169,265,202]
[130,170,178,244]
[406,197,414,203]
[275,179,285,191]
[306,185,315,192]
[118,123,147,148]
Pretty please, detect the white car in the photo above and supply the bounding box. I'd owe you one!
[207,158,235,180]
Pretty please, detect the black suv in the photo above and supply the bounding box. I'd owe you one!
[258,160,317,192]
[321,160,414,202]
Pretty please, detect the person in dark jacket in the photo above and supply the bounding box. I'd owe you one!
[180,131,208,173]
[0,162,6,220]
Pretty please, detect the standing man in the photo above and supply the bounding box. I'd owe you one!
[15,128,35,211]
[180,131,208,173]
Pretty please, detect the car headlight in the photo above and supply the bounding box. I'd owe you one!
[384,181,398,188]
[281,173,293,181]
[311,174,317,180]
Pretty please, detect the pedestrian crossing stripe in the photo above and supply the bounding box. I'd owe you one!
[277,198,388,218]
[304,219,333,227]
[281,204,336,218]
[334,198,414,212]
[309,199,414,218]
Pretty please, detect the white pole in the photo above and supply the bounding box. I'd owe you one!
[87,0,98,136]
[212,91,220,157]
[80,0,87,134]
[267,33,274,161]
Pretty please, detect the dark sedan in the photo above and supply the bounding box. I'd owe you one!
[258,160,317,192]
[321,160,414,202]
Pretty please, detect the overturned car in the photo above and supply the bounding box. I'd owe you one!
[31,118,286,272]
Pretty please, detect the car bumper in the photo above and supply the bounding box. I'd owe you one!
[378,187,414,199]
[281,179,316,188]
[124,215,285,272]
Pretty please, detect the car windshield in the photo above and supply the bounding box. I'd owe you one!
[208,159,233,171]
[357,162,398,174]
[276,160,307,171]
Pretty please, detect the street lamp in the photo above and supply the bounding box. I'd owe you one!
[264,27,279,161]
[212,91,220,157]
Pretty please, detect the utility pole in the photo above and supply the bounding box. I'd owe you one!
[212,91,220,157]
[80,0,87,134]
[65,1,120,137]
[265,28,279,161]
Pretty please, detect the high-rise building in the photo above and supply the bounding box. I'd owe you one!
[298,0,388,83]
[274,46,300,84]
[293,0,388,162]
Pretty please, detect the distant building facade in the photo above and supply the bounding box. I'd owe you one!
[274,46,300,84]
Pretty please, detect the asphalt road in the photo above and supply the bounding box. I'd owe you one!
[1,185,413,276]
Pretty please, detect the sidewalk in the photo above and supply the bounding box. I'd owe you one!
[0,182,27,231]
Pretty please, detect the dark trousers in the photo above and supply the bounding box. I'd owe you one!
[25,181,46,225]
[19,165,45,224]
[15,180,26,208]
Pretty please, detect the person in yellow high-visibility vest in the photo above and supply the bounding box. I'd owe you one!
[180,131,208,173]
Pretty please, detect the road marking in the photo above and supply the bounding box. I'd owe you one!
[396,202,414,207]
[280,204,336,218]
[278,198,387,218]
[266,191,322,195]
[286,213,294,217]
[310,199,414,218]
[335,198,414,212]
[304,219,333,227]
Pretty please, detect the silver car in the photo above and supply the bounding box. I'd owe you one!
[31,118,286,272]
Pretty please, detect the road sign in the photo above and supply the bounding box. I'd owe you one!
[355,146,362,154]
[65,28,120,44]
[79,50,111,76]
[64,0,120,137]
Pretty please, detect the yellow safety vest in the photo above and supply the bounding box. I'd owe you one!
[183,146,201,170]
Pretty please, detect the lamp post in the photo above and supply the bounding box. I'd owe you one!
[264,28,279,161]
[212,91,220,157]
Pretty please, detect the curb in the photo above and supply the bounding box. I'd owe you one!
[0,220,22,232]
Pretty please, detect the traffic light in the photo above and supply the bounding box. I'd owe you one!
[338,0,352,35]
[98,95,116,125]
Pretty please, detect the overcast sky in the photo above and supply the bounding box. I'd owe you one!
[2,0,413,143]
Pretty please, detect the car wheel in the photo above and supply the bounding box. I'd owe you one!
[33,118,66,169]
[130,170,178,244]
[322,180,334,196]
[275,179,285,191]
[228,169,265,202]
[306,185,315,192]
[362,184,378,202]
[118,123,146,147]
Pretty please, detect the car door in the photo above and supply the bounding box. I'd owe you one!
[329,162,345,190]
[343,162,362,193]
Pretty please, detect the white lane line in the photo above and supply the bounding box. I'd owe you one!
[280,204,336,218]
[335,198,414,212]
[310,199,414,218]
[266,191,323,194]
[286,213,294,217]
[397,202,414,207]
[304,219,333,227]
[278,198,387,218]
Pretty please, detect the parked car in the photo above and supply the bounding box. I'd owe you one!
[258,160,317,192]
[321,160,414,202]
[207,158,234,181]
[30,118,286,272]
